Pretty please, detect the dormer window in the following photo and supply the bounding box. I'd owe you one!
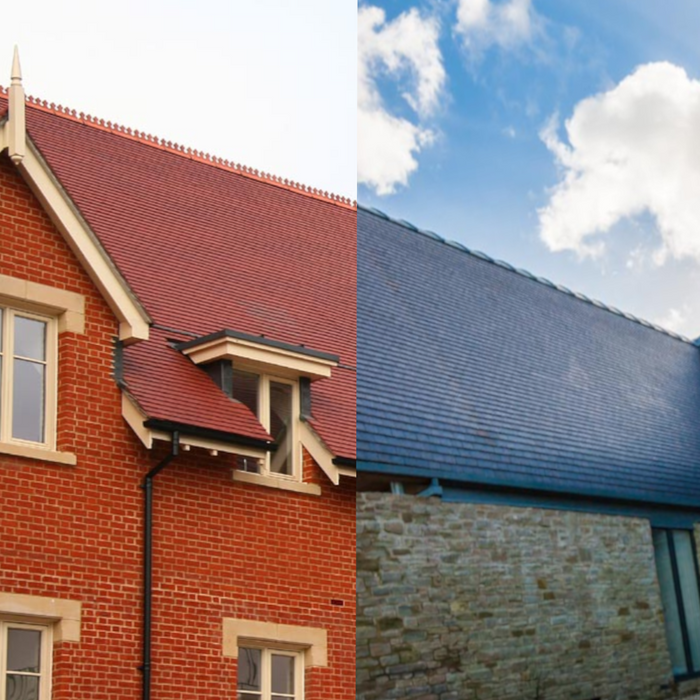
[177,329,338,486]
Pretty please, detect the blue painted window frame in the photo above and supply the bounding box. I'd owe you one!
[653,528,700,680]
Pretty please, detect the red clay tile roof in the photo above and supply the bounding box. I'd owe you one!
[1,92,356,460]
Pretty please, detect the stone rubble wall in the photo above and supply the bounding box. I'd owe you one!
[357,493,698,700]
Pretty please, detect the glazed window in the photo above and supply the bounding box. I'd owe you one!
[231,369,299,479]
[0,307,56,449]
[0,621,52,700]
[237,647,302,700]
[268,380,293,476]
[653,528,700,678]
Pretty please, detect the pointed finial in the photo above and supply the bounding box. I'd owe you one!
[11,46,22,85]
[8,46,26,164]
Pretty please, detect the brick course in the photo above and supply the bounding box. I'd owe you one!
[0,154,355,699]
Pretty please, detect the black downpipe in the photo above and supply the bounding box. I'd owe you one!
[141,431,180,700]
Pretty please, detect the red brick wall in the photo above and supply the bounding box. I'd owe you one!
[0,154,355,699]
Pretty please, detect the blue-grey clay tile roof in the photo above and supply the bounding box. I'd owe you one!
[358,206,700,508]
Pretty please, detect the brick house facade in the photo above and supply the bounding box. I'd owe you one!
[0,59,355,700]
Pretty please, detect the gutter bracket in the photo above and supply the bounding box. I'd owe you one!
[418,478,443,499]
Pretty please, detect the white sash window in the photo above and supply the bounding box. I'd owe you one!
[0,621,52,700]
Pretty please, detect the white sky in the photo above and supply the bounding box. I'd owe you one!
[1,0,357,199]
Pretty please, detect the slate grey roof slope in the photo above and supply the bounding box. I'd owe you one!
[358,206,700,508]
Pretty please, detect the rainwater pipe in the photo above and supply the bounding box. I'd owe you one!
[141,431,180,700]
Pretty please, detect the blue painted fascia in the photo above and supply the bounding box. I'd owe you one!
[358,460,700,514]
[441,487,700,529]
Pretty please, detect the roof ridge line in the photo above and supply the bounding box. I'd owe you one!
[359,203,692,345]
[0,84,356,210]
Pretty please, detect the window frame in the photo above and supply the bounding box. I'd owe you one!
[260,374,300,481]
[653,527,700,680]
[233,369,301,482]
[0,305,58,451]
[0,619,53,700]
[237,645,304,700]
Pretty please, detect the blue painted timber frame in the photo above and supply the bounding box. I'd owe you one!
[360,462,700,529]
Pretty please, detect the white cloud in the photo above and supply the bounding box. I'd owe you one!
[455,0,539,58]
[358,5,445,195]
[539,62,700,262]
[655,306,690,334]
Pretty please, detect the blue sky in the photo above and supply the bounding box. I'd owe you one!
[359,0,700,337]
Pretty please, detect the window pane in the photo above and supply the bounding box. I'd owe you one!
[12,360,45,443]
[6,674,40,700]
[235,455,260,473]
[674,530,700,671]
[271,654,294,693]
[232,370,259,416]
[237,648,261,691]
[14,317,46,361]
[0,307,4,350]
[269,381,292,475]
[654,530,688,675]
[7,629,41,672]
[237,694,262,700]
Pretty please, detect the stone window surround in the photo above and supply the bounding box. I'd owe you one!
[0,274,84,466]
[0,274,85,335]
[222,618,327,668]
[0,592,82,644]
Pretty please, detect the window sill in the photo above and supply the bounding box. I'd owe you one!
[0,441,77,466]
[232,470,321,496]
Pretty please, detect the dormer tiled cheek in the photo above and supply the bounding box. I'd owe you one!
[202,363,302,480]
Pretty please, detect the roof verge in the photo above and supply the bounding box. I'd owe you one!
[6,130,152,342]
[359,204,691,345]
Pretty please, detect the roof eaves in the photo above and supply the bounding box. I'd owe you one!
[358,460,700,511]
[143,417,274,451]
[176,329,340,364]
[333,456,356,468]
[359,204,692,345]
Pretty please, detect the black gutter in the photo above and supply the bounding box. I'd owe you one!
[332,456,356,468]
[143,418,274,451]
[141,431,180,700]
